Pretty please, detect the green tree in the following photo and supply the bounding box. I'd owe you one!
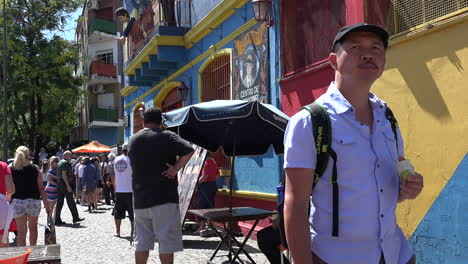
[0,0,83,160]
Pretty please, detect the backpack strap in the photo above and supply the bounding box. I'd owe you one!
[302,102,339,237]
[385,106,399,153]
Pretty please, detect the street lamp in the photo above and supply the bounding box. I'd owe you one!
[252,0,274,27]
[177,82,189,102]
[138,106,145,118]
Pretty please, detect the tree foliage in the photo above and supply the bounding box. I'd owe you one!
[0,0,83,160]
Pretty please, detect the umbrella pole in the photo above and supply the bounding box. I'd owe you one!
[229,136,236,213]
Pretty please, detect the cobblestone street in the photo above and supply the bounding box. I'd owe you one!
[26,203,268,264]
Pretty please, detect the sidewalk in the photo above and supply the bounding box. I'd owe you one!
[27,202,269,264]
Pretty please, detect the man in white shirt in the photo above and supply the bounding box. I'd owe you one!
[284,23,424,264]
[111,144,134,238]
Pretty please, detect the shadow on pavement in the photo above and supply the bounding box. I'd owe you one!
[55,223,87,229]
[182,238,262,254]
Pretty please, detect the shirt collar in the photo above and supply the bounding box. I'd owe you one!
[324,82,386,114]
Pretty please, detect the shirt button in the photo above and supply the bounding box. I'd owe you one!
[380,189,383,193]
[381,238,383,242]
[339,140,343,144]
[350,108,354,112]
[377,164,380,168]
[377,120,381,123]
[380,105,383,109]
[381,214,384,218]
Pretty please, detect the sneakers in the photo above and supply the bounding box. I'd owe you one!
[200,228,217,238]
[73,217,85,224]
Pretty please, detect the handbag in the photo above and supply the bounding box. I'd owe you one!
[44,215,57,245]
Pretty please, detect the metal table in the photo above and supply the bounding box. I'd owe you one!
[189,207,275,264]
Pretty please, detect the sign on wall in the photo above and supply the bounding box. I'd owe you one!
[178,145,207,224]
[233,23,269,102]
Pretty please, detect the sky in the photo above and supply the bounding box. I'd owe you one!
[64,7,83,41]
[45,6,83,41]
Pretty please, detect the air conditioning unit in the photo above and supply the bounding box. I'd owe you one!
[87,0,99,10]
[92,84,105,94]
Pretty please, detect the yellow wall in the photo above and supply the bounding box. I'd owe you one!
[372,18,468,237]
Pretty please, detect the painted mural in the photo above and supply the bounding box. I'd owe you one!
[233,23,269,102]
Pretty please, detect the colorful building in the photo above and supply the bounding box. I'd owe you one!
[280,1,468,262]
[121,1,468,261]
[120,0,283,234]
[73,0,125,148]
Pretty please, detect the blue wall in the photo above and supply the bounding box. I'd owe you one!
[409,153,468,263]
[124,0,283,194]
[89,127,119,147]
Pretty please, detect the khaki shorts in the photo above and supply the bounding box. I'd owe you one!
[134,203,183,254]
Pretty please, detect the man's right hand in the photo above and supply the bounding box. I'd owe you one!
[66,185,72,193]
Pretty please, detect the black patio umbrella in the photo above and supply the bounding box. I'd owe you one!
[163,100,290,211]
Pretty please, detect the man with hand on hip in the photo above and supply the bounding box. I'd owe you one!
[128,107,194,264]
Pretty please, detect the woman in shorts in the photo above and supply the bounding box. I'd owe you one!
[45,156,59,219]
[10,146,50,246]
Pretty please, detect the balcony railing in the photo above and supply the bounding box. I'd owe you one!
[88,16,117,36]
[91,105,118,122]
[89,61,117,77]
[127,1,162,56]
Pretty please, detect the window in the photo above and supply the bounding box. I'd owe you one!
[201,55,231,101]
[95,49,113,64]
[281,0,346,76]
[367,0,468,36]
[201,55,231,172]
[161,88,182,113]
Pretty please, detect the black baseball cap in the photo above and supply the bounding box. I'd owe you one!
[332,23,389,52]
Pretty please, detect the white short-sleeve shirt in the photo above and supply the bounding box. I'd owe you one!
[284,82,413,264]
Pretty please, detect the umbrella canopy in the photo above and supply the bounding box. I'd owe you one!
[164,100,289,212]
[163,100,290,157]
[72,141,111,153]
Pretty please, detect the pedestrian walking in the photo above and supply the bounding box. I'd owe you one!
[194,152,219,235]
[10,146,50,246]
[40,160,49,188]
[110,144,133,238]
[83,157,100,213]
[104,153,116,205]
[283,23,424,264]
[45,156,60,221]
[0,159,15,247]
[54,151,84,225]
[128,107,194,264]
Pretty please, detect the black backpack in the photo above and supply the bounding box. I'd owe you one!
[277,102,399,248]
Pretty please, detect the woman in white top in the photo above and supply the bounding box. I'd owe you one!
[40,160,49,187]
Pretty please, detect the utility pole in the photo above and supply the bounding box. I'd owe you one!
[2,0,7,161]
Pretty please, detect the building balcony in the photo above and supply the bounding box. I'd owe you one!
[89,16,117,35]
[90,105,118,123]
[126,0,191,62]
[90,61,116,77]
[88,61,119,85]
[88,15,118,43]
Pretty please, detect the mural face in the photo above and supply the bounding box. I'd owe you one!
[233,23,269,102]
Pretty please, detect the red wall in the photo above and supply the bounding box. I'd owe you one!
[280,64,334,116]
[279,1,365,116]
